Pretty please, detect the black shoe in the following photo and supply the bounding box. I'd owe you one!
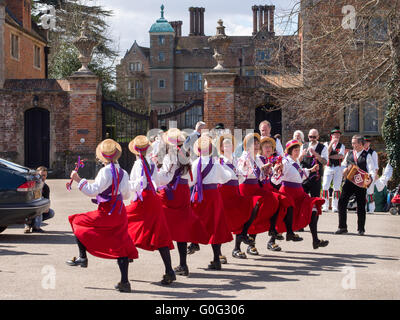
[187,243,200,255]
[66,257,88,268]
[219,255,228,264]
[358,231,365,236]
[32,228,45,233]
[298,228,305,232]
[232,249,247,259]
[276,233,284,240]
[114,282,131,293]
[237,234,255,246]
[161,272,176,285]
[207,260,221,270]
[313,239,329,249]
[267,242,282,252]
[128,259,134,263]
[246,245,259,256]
[286,233,303,242]
[335,228,348,235]
[174,265,189,276]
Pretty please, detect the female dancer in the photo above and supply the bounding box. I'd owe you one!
[217,134,261,259]
[190,135,233,270]
[125,135,176,285]
[157,128,209,276]
[237,133,281,255]
[258,137,303,251]
[274,140,329,249]
[67,139,138,293]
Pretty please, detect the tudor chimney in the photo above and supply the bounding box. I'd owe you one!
[170,21,183,37]
[252,5,275,34]
[189,7,205,36]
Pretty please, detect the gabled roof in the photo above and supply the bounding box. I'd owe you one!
[125,41,150,59]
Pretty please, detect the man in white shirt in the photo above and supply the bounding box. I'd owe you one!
[299,129,328,198]
[336,135,375,236]
[363,136,379,213]
[321,127,346,212]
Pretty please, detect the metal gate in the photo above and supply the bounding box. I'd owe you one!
[102,99,204,171]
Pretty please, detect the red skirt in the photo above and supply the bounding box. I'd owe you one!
[191,188,233,244]
[68,201,138,260]
[239,183,280,234]
[158,184,209,244]
[218,184,260,234]
[276,184,325,232]
[126,190,174,251]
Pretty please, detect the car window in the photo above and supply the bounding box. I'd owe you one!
[0,158,30,173]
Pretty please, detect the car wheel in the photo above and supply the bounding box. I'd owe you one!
[0,226,7,233]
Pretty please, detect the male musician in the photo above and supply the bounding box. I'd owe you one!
[363,136,379,213]
[335,135,375,236]
[300,129,328,197]
[321,127,346,212]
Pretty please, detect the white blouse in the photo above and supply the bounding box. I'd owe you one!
[273,155,312,185]
[189,156,232,187]
[158,152,193,186]
[78,163,131,200]
[129,157,162,201]
[219,155,245,184]
[237,151,264,180]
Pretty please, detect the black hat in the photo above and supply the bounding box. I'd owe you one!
[364,135,372,142]
[330,127,341,135]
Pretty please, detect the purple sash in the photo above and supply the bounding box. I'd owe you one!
[191,158,213,203]
[91,165,124,215]
[292,162,306,179]
[162,167,183,201]
[137,162,155,201]
[282,181,302,189]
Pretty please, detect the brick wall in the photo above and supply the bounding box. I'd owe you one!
[4,24,46,79]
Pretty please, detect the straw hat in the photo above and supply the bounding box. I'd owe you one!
[217,134,236,156]
[96,139,122,163]
[259,136,276,151]
[284,139,302,154]
[243,133,261,151]
[129,135,152,156]
[164,128,186,147]
[193,135,213,157]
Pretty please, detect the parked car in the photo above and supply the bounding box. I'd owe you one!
[0,158,50,233]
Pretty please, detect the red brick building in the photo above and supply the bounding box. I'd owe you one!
[0,0,102,178]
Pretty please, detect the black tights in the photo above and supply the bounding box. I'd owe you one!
[177,242,187,267]
[75,236,129,283]
[309,210,319,243]
[234,203,260,251]
[211,244,221,262]
[158,246,174,274]
[76,237,87,259]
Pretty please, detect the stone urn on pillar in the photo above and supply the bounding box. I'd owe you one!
[73,21,98,75]
[207,19,232,71]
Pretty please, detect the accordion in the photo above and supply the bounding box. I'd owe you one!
[346,165,370,189]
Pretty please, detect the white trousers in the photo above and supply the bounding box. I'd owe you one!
[322,165,344,210]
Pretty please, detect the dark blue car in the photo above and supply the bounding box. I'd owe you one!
[0,158,50,233]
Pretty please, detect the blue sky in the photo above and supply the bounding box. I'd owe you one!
[93,0,300,62]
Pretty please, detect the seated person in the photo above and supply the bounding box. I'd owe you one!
[24,166,55,233]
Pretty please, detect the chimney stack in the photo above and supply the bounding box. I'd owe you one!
[6,0,31,30]
[170,21,183,37]
[252,5,275,35]
[189,7,205,36]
